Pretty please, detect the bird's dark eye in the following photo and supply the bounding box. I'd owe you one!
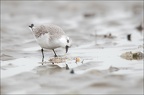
[67,39,69,43]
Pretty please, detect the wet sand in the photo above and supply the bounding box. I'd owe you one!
[1,1,143,94]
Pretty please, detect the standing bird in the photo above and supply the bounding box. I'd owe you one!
[29,24,72,62]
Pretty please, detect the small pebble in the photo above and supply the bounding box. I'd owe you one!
[136,24,143,32]
[70,69,74,74]
[75,57,81,63]
[121,51,144,60]
[127,34,131,41]
[83,13,95,18]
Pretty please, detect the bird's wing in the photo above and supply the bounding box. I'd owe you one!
[46,24,65,35]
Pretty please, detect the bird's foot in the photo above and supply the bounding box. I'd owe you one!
[54,55,58,57]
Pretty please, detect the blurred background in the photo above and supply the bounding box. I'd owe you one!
[1,1,143,94]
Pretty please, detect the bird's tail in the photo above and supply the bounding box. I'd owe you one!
[29,24,34,28]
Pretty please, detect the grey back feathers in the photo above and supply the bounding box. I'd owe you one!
[30,24,65,38]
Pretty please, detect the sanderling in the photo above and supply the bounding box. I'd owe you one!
[29,24,72,62]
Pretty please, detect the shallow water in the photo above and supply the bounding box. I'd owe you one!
[1,1,143,94]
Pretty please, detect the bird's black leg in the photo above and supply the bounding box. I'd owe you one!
[41,48,44,62]
[52,49,58,57]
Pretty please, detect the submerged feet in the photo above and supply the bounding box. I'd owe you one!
[54,54,58,57]
[41,49,58,63]
[41,48,44,62]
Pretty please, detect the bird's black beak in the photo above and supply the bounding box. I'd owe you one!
[65,45,69,53]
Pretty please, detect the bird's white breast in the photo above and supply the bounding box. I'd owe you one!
[36,34,50,49]
[36,34,64,49]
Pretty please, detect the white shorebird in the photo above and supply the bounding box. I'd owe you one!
[29,24,72,62]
